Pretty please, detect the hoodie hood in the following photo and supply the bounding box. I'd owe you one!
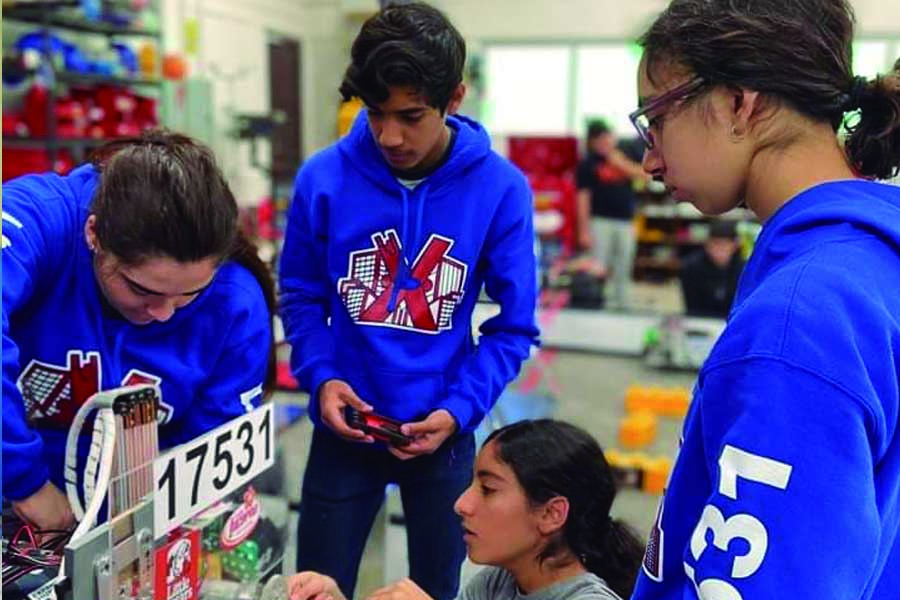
[736,179,900,306]
[338,109,492,194]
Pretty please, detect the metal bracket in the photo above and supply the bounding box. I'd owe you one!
[94,554,112,600]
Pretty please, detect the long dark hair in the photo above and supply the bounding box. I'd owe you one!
[89,129,276,394]
[640,0,900,180]
[340,1,465,112]
[486,420,645,599]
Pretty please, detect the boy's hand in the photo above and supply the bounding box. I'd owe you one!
[318,379,375,443]
[388,409,458,460]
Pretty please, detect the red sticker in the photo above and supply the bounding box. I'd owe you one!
[154,529,200,600]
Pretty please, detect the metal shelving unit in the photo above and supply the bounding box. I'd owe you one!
[2,0,163,169]
[56,70,161,87]
[3,6,159,38]
[2,135,110,149]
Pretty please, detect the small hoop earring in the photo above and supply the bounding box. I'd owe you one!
[731,125,743,140]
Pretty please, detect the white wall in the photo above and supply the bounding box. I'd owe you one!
[163,0,351,205]
[441,0,900,40]
[854,0,900,36]
[441,0,668,41]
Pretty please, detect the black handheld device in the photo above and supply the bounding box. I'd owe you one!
[343,407,412,447]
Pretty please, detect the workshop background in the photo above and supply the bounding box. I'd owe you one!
[2,0,899,597]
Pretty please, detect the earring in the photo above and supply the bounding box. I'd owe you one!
[730,125,744,141]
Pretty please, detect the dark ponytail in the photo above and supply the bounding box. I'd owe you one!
[89,129,277,395]
[844,62,900,180]
[486,420,645,599]
[583,518,645,599]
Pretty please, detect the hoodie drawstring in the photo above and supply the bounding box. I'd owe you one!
[387,183,429,313]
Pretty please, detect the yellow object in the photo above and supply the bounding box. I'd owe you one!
[138,42,158,78]
[619,412,657,449]
[184,18,200,56]
[338,97,364,137]
[658,387,691,418]
[202,551,222,580]
[624,385,653,413]
[625,385,691,418]
[641,456,673,495]
[605,449,672,496]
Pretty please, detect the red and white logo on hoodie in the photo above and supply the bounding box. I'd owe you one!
[16,350,174,426]
[338,229,468,334]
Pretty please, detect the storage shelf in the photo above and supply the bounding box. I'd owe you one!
[56,71,161,87]
[635,257,681,272]
[641,207,755,221]
[3,136,110,149]
[4,7,159,38]
[638,237,704,247]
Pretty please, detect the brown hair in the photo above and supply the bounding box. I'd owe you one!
[640,0,900,179]
[340,1,465,112]
[90,129,276,394]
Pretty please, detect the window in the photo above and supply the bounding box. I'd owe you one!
[574,44,641,138]
[481,38,900,140]
[483,45,570,134]
[853,40,895,79]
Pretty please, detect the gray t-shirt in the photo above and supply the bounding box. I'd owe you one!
[458,567,622,600]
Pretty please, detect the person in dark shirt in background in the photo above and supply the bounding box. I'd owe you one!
[678,219,744,318]
[576,120,648,310]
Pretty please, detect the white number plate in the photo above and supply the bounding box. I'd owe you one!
[153,404,275,538]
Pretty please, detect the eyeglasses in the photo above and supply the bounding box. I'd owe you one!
[629,76,707,149]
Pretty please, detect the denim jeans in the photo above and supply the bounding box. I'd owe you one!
[296,427,475,600]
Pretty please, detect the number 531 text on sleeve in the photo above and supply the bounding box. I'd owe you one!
[153,404,275,538]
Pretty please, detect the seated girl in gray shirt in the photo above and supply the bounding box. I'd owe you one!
[287,419,645,600]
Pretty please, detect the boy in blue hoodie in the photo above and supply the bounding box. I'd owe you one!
[279,3,539,599]
[629,1,900,598]
[2,131,275,534]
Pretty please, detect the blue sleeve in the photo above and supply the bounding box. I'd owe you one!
[278,176,342,418]
[163,279,272,447]
[674,358,882,599]
[437,175,540,432]
[2,178,71,500]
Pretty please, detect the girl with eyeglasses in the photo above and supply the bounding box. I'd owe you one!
[628,1,900,599]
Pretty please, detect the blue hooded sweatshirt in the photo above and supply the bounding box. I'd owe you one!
[633,180,900,600]
[2,165,271,502]
[279,111,539,433]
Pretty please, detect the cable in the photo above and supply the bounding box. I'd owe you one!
[69,408,115,542]
[83,410,104,514]
[63,392,116,526]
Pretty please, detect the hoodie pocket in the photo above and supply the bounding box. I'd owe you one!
[358,367,446,421]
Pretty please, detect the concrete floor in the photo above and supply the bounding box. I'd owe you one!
[273,281,697,597]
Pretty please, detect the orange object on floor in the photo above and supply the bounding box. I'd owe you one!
[625,385,691,418]
[641,456,672,495]
[605,449,672,496]
[619,411,657,449]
